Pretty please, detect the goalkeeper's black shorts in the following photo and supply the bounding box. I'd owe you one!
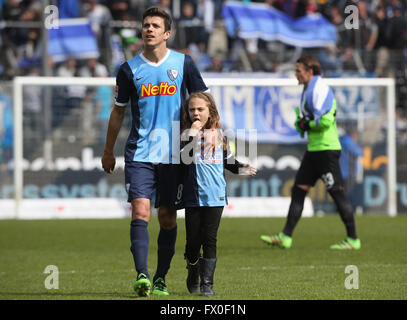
[295,150,343,191]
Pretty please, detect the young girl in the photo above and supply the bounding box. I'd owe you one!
[180,92,257,296]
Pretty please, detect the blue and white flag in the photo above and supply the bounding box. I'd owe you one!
[48,18,99,63]
[222,2,337,47]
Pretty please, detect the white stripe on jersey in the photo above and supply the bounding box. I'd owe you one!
[312,77,329,112]
[115,100,128,107]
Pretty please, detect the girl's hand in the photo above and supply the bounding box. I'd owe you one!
[189,120,203,136]
[239,163,257,176]
[191,120,202,131]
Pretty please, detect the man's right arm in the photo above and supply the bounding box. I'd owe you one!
[102,105,126,173]
[102,62,131,173]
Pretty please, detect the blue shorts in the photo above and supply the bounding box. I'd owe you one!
[124,162,184,210]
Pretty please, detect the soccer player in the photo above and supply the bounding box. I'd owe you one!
[101,7,208,297]
[181,92,257,296]
[260,57,361,250]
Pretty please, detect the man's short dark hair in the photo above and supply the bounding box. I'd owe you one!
[297,56,322,76]
[143,7,172,32]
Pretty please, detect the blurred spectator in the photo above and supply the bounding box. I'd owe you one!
[22,66,42,141]
[2,0,24,20]
[354,0,378,73]
[373,5,389,77]
[280,0,300,17]
[158,0,172,15]
[81,89,96,145]
[317,44,344,73]
[207,54,224,72]
[94,83,113,143]
[384,1,407,110]
[79,58,109,77]
[339,126,364,213]
[188,42,212,72]
[15,9,40,63]
[56,57,87,111]
[82,0,112,66]
[118,28,143,60]
[83,0,112,38]
[329,5,354,71]
[196,0,215,47]
[178,1,205,49]
[305,0,318,15]
[108,0,130,20]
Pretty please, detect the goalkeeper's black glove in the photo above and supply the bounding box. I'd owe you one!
[298,117,311,131]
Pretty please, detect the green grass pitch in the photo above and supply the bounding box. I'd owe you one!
[0,215,406,300]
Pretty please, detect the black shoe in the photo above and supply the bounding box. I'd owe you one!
[186,256,200,294]
[199,258,217,296]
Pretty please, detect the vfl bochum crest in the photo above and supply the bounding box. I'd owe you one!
[167,69,178,81]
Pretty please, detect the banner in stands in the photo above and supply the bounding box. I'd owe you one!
[48,18,99,63]
[221,2,337,47]
[210,83,379,143]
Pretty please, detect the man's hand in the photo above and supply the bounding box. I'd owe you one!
[201,129,222,158]
[102,152,116,174]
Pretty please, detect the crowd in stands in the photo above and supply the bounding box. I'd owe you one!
[0,0,407,110]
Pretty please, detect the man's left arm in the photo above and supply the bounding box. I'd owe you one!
[184,54,208,93]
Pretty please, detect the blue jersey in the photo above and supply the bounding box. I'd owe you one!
[115,50,208,163]
[181,134,242,207]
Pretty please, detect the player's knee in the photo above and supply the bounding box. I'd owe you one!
[131,199,151,221]
[158,206,177,229]
[292,185,308,200]
[329,188,353,215]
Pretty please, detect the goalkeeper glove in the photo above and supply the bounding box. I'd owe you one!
[298,117,311,131]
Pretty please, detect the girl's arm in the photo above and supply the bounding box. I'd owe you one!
[224,148,257,176]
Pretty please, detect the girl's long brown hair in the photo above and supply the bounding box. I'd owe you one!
[183,92,226,149]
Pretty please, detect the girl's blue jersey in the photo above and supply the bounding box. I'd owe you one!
[115,49,208,163]
[182,134,242,207]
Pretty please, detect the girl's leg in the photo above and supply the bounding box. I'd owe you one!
[184,207,202,262]
[201,206,223,259]
[200,206,223,296]
[184,207,203,294]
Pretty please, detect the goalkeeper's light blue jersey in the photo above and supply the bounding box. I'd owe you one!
[115,49,207,163]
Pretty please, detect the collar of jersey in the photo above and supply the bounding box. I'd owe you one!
[140,49,171,67]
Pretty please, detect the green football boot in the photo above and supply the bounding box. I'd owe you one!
[260,232,292,249]
[152,277,169,296]
[330,237,361,250]
[134,273,151,297]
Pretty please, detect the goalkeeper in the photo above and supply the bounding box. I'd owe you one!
[261,57,361,250]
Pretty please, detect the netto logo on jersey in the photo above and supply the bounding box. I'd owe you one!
[141,82,177,97]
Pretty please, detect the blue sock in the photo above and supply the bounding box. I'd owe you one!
[153,225,177,283]
[130,219,150,278]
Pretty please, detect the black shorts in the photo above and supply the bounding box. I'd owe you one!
[124,162,184,210]
[295,150,344,190]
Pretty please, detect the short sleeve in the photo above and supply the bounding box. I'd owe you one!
[184,55,208,94]
[115,63,132,107]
